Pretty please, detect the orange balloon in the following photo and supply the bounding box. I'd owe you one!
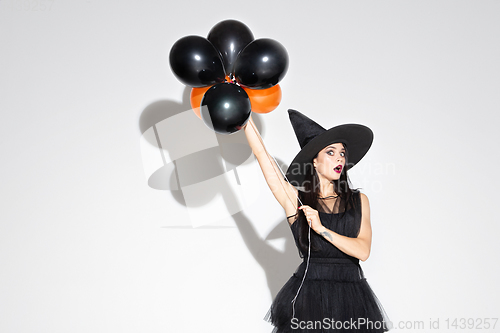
[190,85,213,119]
[243,84,282,114]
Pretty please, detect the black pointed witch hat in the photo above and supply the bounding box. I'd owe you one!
[285,109,373,188]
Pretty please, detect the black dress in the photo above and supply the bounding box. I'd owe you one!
[264,190,390,332]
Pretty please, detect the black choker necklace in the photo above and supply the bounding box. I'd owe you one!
[318,195,338,199]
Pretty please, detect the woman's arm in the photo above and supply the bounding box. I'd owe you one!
[243,116,298,217]
[299,192,372,261]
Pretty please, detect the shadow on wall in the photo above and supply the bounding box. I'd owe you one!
[138,86,301,299]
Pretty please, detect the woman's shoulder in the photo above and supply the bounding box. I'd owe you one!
[353,190,370,212]
[351,188,365,197]
[350,189,368,209]
[357,190,368,201]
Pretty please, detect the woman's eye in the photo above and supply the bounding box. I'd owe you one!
[340,152,345,157]
[327,150,333,155]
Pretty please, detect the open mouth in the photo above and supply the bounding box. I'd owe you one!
[334,165,342,173]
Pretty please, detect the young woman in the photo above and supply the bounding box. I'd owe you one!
[244,109,390,332]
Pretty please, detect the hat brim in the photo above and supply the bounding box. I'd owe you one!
[285,124,373,188]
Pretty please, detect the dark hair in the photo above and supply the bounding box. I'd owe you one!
[295,143,359,255]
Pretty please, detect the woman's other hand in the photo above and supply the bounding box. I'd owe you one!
[298,205,325,233]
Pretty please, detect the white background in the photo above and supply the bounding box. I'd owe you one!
[1,1,499,332]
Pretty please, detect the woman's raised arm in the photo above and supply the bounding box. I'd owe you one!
[243,116,298,217]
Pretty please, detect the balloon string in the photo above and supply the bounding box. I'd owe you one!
[291,220,311,320]
[247,118,310,320]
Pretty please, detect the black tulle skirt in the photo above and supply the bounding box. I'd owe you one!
[264,258,390,332]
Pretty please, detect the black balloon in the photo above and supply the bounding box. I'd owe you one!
[234,38,289,89]
[200,83,251,134]
[207,20,254,76]
[169,35,225,87]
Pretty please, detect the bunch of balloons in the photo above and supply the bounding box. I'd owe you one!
[169,19,289,134]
